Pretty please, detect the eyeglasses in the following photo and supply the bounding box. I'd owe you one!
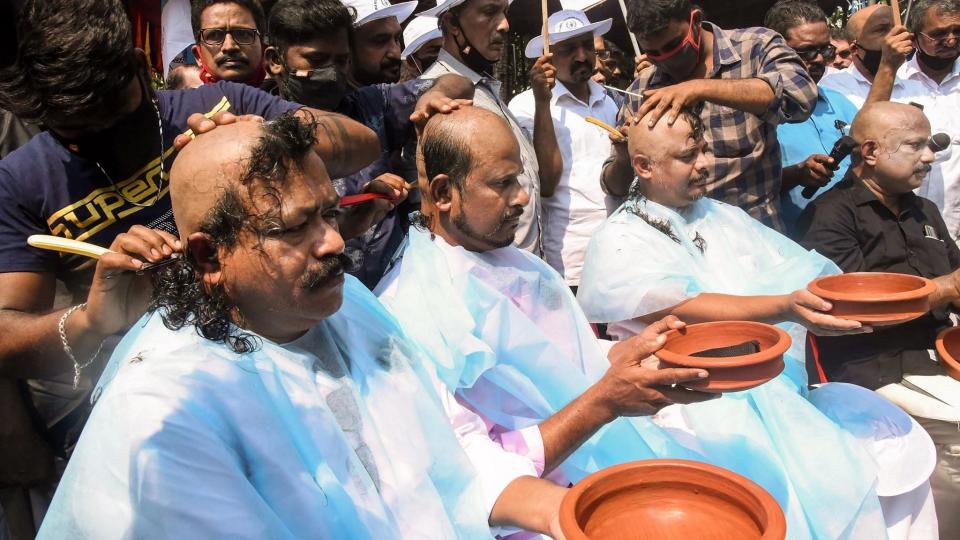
[198,27,260,46]
[794,44,837,62]
[836,48,851,59]
[596,49,612,60]
[918,29,960,46]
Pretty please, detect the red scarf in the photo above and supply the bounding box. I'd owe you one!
[192,44,266,86]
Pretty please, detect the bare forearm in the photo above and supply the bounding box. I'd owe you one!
[532,99,562,197]
[644,293,788,326]
[865,64,896,105]
[297,108,379,179]
[489,476,567,535]
[538,383,615,474]
[698,79,774,117]
[781,164,802,192]
[600,149,633,196]
[0,307,105,379]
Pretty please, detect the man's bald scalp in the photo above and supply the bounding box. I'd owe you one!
[626,107,704,161]
[846,4,889,40]
[851,101,930,143]
[420,107,515,192]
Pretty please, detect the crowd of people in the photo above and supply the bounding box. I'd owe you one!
[1,0,960,538]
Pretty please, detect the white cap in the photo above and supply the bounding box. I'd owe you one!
[808,382,937,497]
[524,10,612,58]
[401,16,442,60]
[342,0,418,27]
[420,0,514,18]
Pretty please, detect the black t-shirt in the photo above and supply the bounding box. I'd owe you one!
[796,173,960,389]
[0,81,300,297]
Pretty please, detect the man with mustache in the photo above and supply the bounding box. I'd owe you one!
[763,0,860,230]
[508,10,620,290]
[798,101,960,538]
[343,0,417,87]
[600,0,818,232]
[191,0,266,86]
[38,112,573,538]
[417,0,551,255]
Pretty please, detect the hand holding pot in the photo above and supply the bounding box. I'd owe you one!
[784,289,873,336]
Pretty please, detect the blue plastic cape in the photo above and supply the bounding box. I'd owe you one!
[38,276,493,540]
[383,226,888,540]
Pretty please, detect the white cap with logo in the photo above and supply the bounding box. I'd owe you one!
[524,9,612,58]
[341,0,418,27]
[401,16,442,60]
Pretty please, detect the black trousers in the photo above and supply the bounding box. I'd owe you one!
[914,415,960,538]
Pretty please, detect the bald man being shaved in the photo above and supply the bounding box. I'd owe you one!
[799,102,960,535]
[36,112,572,539]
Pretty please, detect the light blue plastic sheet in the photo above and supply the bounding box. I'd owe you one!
[384,225,888,540]
[39,276,493,540]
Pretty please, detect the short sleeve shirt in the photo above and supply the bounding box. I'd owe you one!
[796,174,960,388]
[0,82,300,296]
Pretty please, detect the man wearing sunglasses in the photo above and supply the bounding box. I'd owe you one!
[191,0,266,86]
[831,27,854,71]
[600,0,818,232]
[764,0,859,231]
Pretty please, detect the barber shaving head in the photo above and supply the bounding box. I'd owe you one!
[417,107,528,252]
[264,0,354,111]
[626,107,710,208]
[158,112,348,348]
[907,0,960,73]
[431,0,511,75]
[846,4,894,78]
[850,102,937,198]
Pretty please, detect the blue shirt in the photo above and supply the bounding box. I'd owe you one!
[777,86,859,227]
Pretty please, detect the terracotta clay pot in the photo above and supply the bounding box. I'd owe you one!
[808,272,936,327]
[559,459,787,540]
[656,321,789,393]
[934,327,960,381]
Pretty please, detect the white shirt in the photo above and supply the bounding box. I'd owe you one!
[508,80,620,285]
[897,55,960,241]
[421,50,543,255]
[818,62,914,108]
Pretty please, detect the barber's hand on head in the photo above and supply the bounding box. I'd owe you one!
[83,225,182,337]
[783,289,873,336]
[881,25,915,69]
[174,111,265,149]
[531,53,557,102]
[795,154,836,189]
[410,98,474,137]
[596,316,715,418]
[637,79,704,129]
[634,53,653,78]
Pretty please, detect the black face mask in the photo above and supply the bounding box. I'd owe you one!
[55,75,159,166]
[856,46,884,76]
[452,16,498,75]
[918,46,960,71]
[277,65,348,111]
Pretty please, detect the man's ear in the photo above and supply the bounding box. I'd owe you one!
[632,153,654,180]
[429,174,455,212]
[441,12,461,39]
[187,232,223,288]
[264,46,285,76]
[861,140,880,166]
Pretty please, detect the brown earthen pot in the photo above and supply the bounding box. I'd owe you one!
[935,327,960,381]
[807,272,936,327]
[559,459,787,540]
[656,321,789,393]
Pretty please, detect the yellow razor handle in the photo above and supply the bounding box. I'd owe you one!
[27,235,113,260]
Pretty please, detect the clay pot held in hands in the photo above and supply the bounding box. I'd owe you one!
[808,272,936,327]
[934,327,960,381]
[559,459,787,540]
[656,321,789,393]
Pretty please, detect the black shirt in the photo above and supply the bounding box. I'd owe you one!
[795,173,960,389]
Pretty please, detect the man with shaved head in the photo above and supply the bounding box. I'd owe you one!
[577,106,938,538]
[799,101,960,536]
[820,4,916,107]
[378,107,934,538]
[36,112,580,538]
